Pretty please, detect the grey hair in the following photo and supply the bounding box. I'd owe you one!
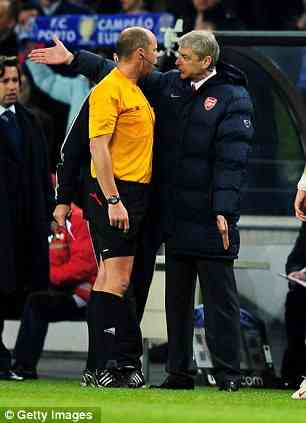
[178,30,220,70]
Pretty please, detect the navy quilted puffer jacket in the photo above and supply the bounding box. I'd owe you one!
[144,61,254,259]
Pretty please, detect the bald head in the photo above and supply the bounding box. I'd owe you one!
[116,27,155,60]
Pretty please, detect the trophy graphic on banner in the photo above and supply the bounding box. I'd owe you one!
[79,16,96,45]
[160,18,183,56]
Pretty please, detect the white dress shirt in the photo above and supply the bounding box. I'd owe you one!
[191,68,217,91]
[0,104,16,117]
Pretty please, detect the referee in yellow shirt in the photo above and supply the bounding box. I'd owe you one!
[83,27,158,388]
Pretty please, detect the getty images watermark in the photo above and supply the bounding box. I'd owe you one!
[0,408,101,423]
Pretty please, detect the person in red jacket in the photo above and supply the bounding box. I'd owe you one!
[11,203,97,379]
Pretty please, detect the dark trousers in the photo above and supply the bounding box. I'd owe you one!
[13,291,86,370]
[89,224,158,369]
[165,251,241,386]
[281,284,306,382]
[0,320,11,371]
[0,292,29,371]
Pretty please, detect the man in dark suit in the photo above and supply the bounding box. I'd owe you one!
[0,56,53,380]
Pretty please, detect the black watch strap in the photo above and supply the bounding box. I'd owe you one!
[107,195,121,205]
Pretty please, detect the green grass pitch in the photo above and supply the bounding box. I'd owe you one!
[0,379,305,423]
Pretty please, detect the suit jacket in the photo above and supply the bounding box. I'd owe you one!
[0,103,53,295]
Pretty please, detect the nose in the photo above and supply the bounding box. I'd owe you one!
[7,80,17,91]
[175,57,180,66]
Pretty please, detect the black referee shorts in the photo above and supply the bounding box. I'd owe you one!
[87,179,149,260]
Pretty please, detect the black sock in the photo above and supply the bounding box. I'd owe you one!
[86,291,98,372]
[86,290,125,371]
[114,295,143,369]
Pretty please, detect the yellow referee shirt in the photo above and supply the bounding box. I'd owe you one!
[89,68,155,183]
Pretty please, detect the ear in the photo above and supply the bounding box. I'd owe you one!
[202,55,212,69]
[137,47,145,58]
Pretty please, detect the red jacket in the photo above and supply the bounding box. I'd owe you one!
[49,204,97,302]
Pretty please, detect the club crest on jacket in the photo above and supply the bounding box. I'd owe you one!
[204,97,218,111]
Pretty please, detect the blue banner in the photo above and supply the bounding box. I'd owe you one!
[18,13,175,48]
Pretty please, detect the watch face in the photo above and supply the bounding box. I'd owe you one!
[107,196,120,205]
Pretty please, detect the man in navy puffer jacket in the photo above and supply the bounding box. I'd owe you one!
[29,30,254,391]
[148,31,254,391]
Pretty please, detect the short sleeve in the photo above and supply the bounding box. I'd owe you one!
[89,81,120,139]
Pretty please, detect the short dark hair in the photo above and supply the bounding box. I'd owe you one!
[0,56,21,84]
[116,27,151,60]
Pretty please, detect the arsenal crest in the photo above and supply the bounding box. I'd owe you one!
[204,97,217,111]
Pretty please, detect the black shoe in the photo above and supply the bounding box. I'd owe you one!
[121,368,145,388]
[80,369,98,387]
[12,365,38,380]
[0,370,24,381]
[219,379,240,392]
[96,369,128,388]
[150,374,194,390]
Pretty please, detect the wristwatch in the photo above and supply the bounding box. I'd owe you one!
[106,195,121,205]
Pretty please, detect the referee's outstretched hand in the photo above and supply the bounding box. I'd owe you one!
[216,214,229,250]
[108,202,129,233]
